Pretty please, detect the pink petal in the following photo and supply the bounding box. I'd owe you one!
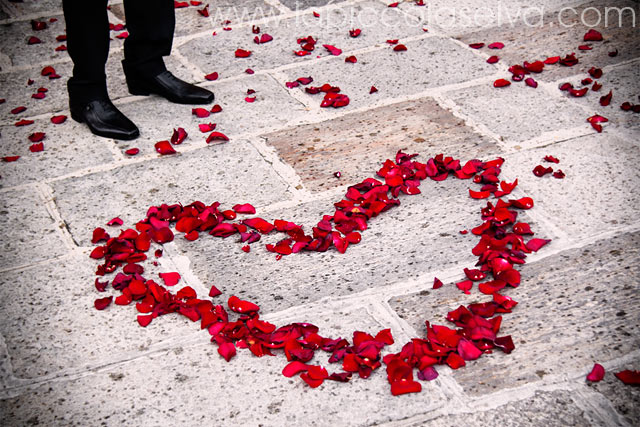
[586,363,605,382]
[417,366,439,381]
[198,123,216,132]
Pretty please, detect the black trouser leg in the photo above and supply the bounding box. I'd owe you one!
[62,0,110,105]
[122,0,175,76]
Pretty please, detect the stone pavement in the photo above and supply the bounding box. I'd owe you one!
[0,0,639,425]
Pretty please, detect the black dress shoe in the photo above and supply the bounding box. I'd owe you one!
[126,70,215,105]
[70,99,139,140]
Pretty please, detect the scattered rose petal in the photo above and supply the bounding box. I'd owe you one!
[393,44,407,52]
[323,44,342,56]
[159,272,181,287]
[433,277,443,289]
[116,31,129,39]
[205,72,218,81]
[11,106,26,114]
[192,108,210,118]
[313,11,320,17]
[245,68,254,74]
[125,148,139,156]
[417,367,438,381]
[525,77,538,88]
[218,342,236,361]
[345,55,357,63]
[588,67,603,79]
[526,238,550,252]
[171,127,187,144]
[206,131,229,143]
[388,2,398,7]
[552,170,565,179]
[583,29,603,42]
[199,123,216,132]
[15,119,34,126]
[28,132,45,142]
[27,36,41,45]
[469,43,485,49]
[493,79,511,88]
[210,104,223,113]
[155,140,177,155]
[349,29,361,37]
[233,203,256,214]
[2,156,20,162]
[245,96,256,103]
[608,49,618,57]
[94,296,113,310]
[51,115,67,124]
[370,86,378,94]
[544,155,559,163]
[600,90,612,107]
[209,285,222,297]
[488,42,504,49]
[107,217,123,226]
[533,165,553,177]
[487,55,500,64]
[29,142,44,152]
[235,49,251,58]
[614,370,640,385]
[587,363,605,382]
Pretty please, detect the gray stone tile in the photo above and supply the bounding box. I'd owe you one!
[279,0,347,11]
[443,82,588,145]
[587,359,640,426]
[500,133,640,241]
[176,1,424,78]
[420,390,604,427]
[0,253,197,379]
[51,140,292,247]
[279,35,496,112]
[389,231,640,396]
[0,304,449,426]
[262,96,501,192]
[175,190,494,313]
[454,0,640,81]
[0,0,65,19]
[0,186,67,269]
[0,120,116,188]
[115,73,306,155]
[0,14,69,69]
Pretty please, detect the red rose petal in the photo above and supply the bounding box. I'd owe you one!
[2,156,20,162]
[525,77,538,88]
[526,238,550,252]
[390,380,422,396]
[155,140,176,155]
[206,131,229,143]
[218,342,236,362]
[456,280,473,294]
[107,217,124,226]
[235,49,251,58]
[27,36,42,45]
[116,31,129,39]
[228,295,260,313]
[171,127,187,144]
[125,148,139,156]
[386,39,398,45]
[469,43,485,49]
[433,277,443,289]
[417,366,439,381]
[469,189,491,199]
[586,363,605,382]
[233,203,256,214]
[349,29,361,37]
[533,165,553,177]
[313,11,320,17]
[198,123,216,132]
[544,56,560,64]
[345,55,357,63]
[608,49,618,57]
[552,170,565,179]
[583,29,603,42]
[393,44,407,52]
[283,361,309,377]
[28,132,45,142]
[600,90,613,107]
[487,55,500,64]
[614,370,640,385]
[493,79,511,88]
[210,104,223,113]
[51,115,67,124]
[11,106,26,115]
[458,339,483,360]
[370,86,378,94]
[544,155,559,163]
[94,296,113,310]
[159,272,181,287]
[208,285,222,298]
[588,67,603,79]
[323,44,342,56]
[488,42,504,49]
[245,96,256,103]
[204,72,218,81]
[192,108,210,118]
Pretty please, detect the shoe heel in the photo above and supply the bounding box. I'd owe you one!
[70,108,84,123]
[126,76,150,96]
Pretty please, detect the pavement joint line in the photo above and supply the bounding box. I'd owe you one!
[161,241,214,297]
[34,181,79,249]
[0,249,78,276]
[572,386,634,427]
[267,70,317,111]
[363,297,417,343]
[262,0,293,14]
[171,48,207,84]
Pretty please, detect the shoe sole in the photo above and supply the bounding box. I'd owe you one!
[70,107,140,141]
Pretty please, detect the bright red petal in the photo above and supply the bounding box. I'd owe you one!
[586,363,605,382]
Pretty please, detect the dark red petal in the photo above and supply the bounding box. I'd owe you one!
[525,78,538,88]
[369,86,378,94]
[488,42,504,49]
[417,366,439,381]
[11,106,26,115]
[210,104,223,113]
[487,55,499,64]
[218,342,236,361]
[544,56,560,64]
[600,90,613,107]
[533,165,553,177]
[235,48,252,58]
[469,43,485,49]
[94,296,113,310]
[578,44,592,51]
[313,11,320,17]
[374,328,394,345]
[493,79,511,88]
[390,380,422,396]
[393,44,407,52]
[588,67,603,79]
[245,68,254,74]
[586,363,605,382]
[2,156,20,162]
[552,170,565,179]
[29,142,44,152]
[159,272,181,286]
[345,55,357,63]
[583,29,603,42]
[209,285,222,297]
[614,370,640,385]
[125,148,139,156]
[608,49,618,57]
[388,2,399,7]
[544,155,559,163]
[155,140,176,155]
[204,72,218,81]
[206,131,229,143]
[27,36,42,45]
[349,29,361,37]
[51,115,67,124]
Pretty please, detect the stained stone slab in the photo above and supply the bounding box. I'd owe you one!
[262,96,501,193]
[176,1,424,78]
[174,189,505,314]
[51,140,292,247]
[500,133,640,241]
[0,253,200,379]
[280,36,496,112]
[443,82,587,145]
[586,360,640,426]
[454,0,640,82]
[278,0,347,11]
[389,231,640,396]
[0,0,69,19]
[0,14,68,69]
[0,186,67,269]
[0,120,115,188]
[555,61,640,131]
[0,304,449,426]
[419,390,605,426]
[115,73,306,156]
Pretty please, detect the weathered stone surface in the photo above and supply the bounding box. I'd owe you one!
[454,1,640,81]
[115,73,306,155]
[280,36,495,111]
[443,82,587,145]
[279,0,345,11]
[175,190,500,314]
[500,133,640,240]
[176,1,424,78]
[51,140,292,247]
[0,186,67,269]
[0,14,68,69]
[587,359,640,426]
[420,390,605,426]
[0,120,115,188]
[0,253,198,379]
[0,0,69,19]
[0,304,448,426]
[389,231,640,396]
[262,96,501,192]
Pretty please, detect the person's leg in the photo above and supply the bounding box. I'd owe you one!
[122,0,175,76]
[62,0,110,104]
[62,0,139,140]
[121,0,214,104]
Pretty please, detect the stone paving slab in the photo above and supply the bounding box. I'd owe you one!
[262,96,501,193]
[389,230,640,397]
[51,140,292,247]
[0,0,93,20]
[586,359,640,426]
[280,36,496,112]
[500,133,640,241]
[0,186,67,269]
[176,1,423,79]
[0,252,198,379]
[443,81,588,146]
[0,119,115,188]
[0,303,449,426]
[420,389,605,426]
[115,73,306,155]
[279,0,346,11]
[455,0,640,82]
[397,0,588,36]
[0,13,68,69]
[173,190,534,314]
